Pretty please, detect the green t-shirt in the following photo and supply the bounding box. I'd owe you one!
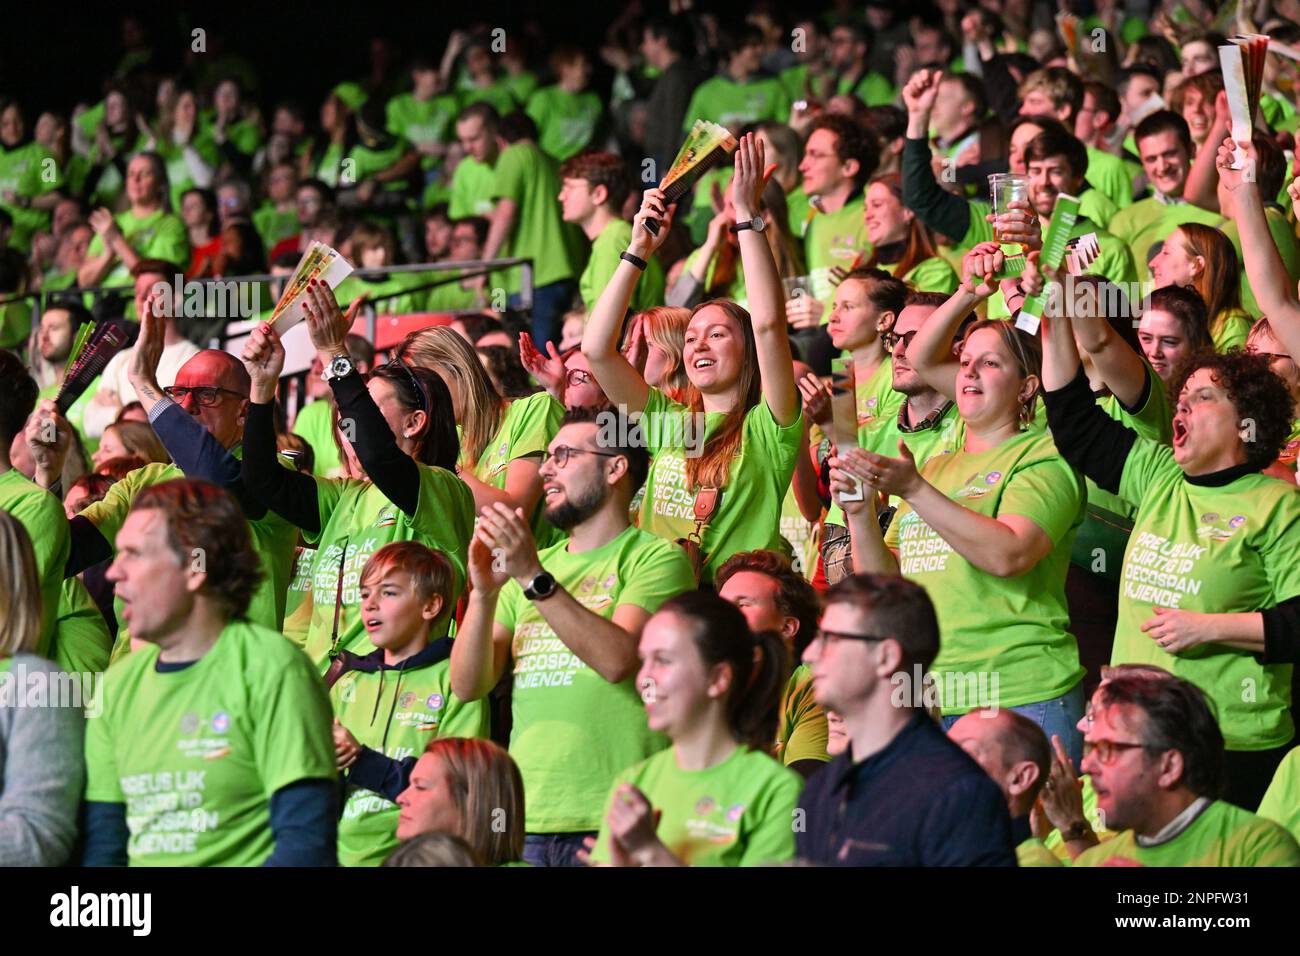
[638,389,805,585]
[683,75,792,132]
[1257,745,1300,843]
[1112,439,1300,750]
[1017,838,1063,867]
[471,391,564,545]
[448,155,498,218]
[495,524,697,832]
[779,484,819,580]
[580,218,665,314]
[491,140,581,291]
[591,744,802,866]
[882,256,959,294]
[526,86,603,161]
[335,272,428,316]
[302,466,476,671]
[315,139,410,193]
[54,577,113,677]
[1221,207,1300,318]
[0,298,33,351]
[883,428,1087,713]
[86,208,190,309]
[839,71,896,107]
[1074,375,1173,577]
[291,397,343,478]
[1073,800,1300,867]
[460,80,519,116]
[0,469,71,657]
[1211,307,1252,353]
[786,184,812,238]
[83,620,336,866]
[385,92,460,170]
[853,357,904,438]
[155,135,221,211]
[804,194,870,306]
[81,462,298,639]
[331,653,490,866]
[0,141,60,251]
[1107,198,1225,280]
[776,663,828,767]
[1084,146,1133,211]
[251,203,300,251]
[282,545,316,650]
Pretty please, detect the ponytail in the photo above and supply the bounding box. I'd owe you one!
[657,592,792,751]
[731,629,791,752]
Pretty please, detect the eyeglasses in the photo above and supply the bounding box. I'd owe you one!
[882,330,918,354]
[813,627,891,644]
[163,385,245,407]
[383,358,429,413]
[1082,739,1149,765]
[544,445,624,468]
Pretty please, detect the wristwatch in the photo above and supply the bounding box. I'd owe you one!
[730,215,766,234]
[321,354,355,382]
[1060,820,1092,842]
[522,570,558,601]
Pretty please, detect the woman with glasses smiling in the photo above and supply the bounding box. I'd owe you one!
[242,281,476,673]
[829,245,1089,764]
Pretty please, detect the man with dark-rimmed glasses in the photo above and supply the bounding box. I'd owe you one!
[795,572,1015,866]
[1071,669,1300,866]
[451,405,696,867]
[27,285,299,643]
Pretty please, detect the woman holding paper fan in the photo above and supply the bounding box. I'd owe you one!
[583,133,803,587]
[241,281,476,673]
[862,174,959,294]
[828,243,1087,763]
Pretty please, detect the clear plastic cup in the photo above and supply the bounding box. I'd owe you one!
[989,173,1030,246]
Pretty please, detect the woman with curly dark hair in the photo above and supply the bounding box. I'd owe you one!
[1041,296,1300,812]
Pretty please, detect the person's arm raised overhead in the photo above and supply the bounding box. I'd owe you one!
[1182,90,1231,212]
[732,133,798,426]
[581,188,676,414]
[907,243,1002,401]
[240,320,323,533]
[1220,135,1300,356]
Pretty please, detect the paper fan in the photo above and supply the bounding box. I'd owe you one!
[644,120,738,235]
[1220,34,1269,167]
[267,241,354,333]
[56,320,129,415]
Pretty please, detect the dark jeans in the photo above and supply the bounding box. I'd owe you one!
[1223,743,1292,812]
[511,280,576,350]
[522,831,595,868]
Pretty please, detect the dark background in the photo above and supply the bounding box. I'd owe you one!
[0,1,618,114]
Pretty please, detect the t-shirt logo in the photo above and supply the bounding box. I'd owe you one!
[375,506,399,529]
[602,573,617,589]
[180,712,200,735]
[694,796,716,816]
[426,693,444,710]
[211,711,230,735]
[985,471,1002,484]
[399,691,418,708]
[1200,512,1219,523]
[339,680,357,704]
[726,804,745,823]
[1229,515,1246,528]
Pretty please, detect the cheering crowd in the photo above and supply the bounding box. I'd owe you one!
[3,0,1300,868]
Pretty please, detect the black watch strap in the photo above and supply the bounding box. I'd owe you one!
[621,251,647,271]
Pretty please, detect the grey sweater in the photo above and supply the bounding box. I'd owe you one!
[0,653,85,866]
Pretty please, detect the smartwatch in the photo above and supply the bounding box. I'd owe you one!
[322,355,355,382]
[730,215,766,234]
[522,570,558,601]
